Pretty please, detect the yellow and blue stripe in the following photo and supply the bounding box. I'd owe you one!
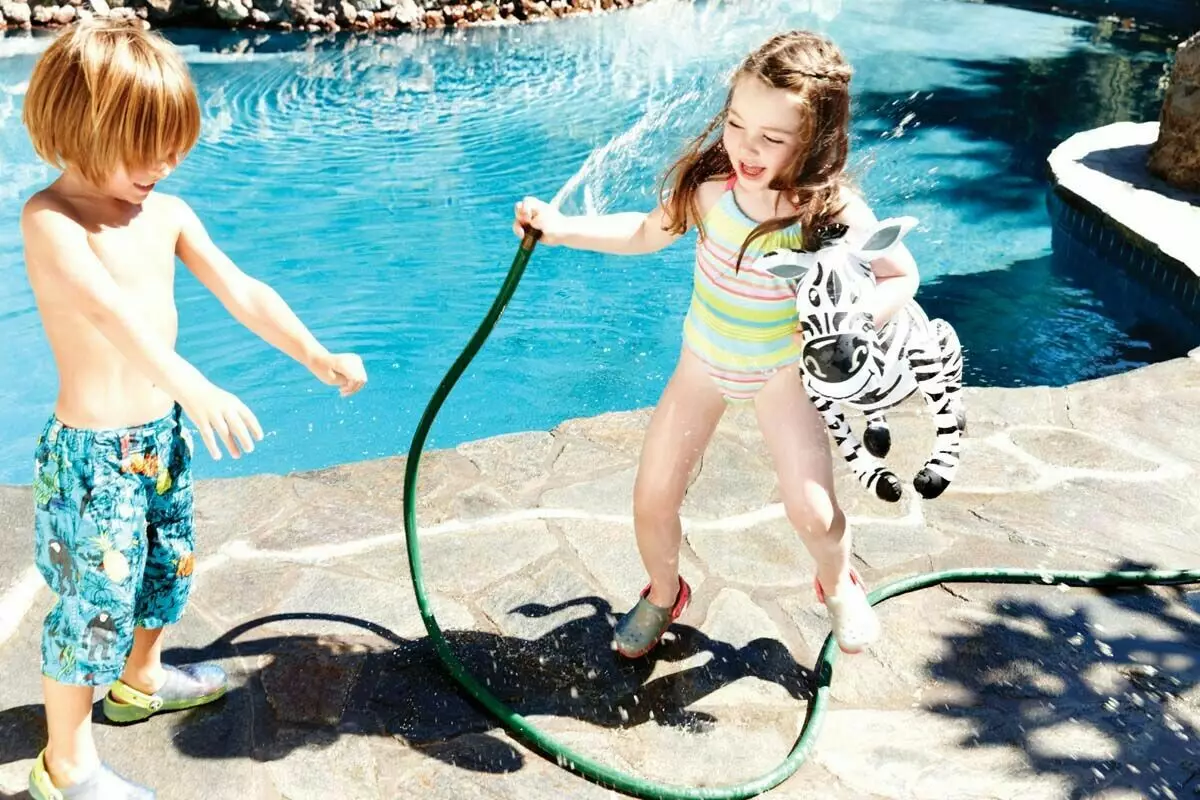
[682,182,806,402]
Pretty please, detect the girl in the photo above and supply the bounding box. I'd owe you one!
[513,30,919,657]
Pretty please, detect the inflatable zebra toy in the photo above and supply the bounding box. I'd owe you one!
[759,217,965,502]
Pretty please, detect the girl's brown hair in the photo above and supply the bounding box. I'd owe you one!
[659,30,854,266]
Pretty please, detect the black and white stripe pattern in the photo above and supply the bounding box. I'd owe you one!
[760,217,966,502]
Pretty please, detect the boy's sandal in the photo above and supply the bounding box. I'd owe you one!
[613,576,692,659]
[814,568,880,655]
[102,663,228,725]
[29,749,154,800]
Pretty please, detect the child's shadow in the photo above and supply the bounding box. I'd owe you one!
[0,596,816,781]
[159,595,817,774]
[0,702,43,798]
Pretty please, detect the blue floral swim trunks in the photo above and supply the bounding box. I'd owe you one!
[33,404,196,686]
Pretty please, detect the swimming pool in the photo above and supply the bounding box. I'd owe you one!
[1,0,1197,483]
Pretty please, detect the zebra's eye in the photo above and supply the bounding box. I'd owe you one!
[808,287,821,307]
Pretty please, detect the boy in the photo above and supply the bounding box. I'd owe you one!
[20,18,367,799]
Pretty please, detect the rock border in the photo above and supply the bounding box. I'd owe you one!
[0,0,647,34]
[1047,120,1200,318]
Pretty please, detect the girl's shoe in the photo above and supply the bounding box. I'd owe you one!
[613,576,692,658]
[102,663,228,724]
[29,750,154,799]
[815,568,880,654]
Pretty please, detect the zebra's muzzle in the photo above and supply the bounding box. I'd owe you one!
[802,334,872,383]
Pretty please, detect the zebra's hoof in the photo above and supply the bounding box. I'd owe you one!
[914,469,949,499]
[864,425,892,458]
[875,473,903,502]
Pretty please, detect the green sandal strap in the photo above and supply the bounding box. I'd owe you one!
[108,680,164,712]
[29,751,63,800]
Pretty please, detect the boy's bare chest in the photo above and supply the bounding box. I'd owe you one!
[86,220,178,290]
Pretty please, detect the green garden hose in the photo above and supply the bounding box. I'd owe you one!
[401,230,1200,800]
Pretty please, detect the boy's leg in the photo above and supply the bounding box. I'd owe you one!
[32,423,151,793]
[41,677,97,787]
[119,626,168,695]
[105,415,226,721]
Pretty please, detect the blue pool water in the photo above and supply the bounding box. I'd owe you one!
[1,0,1198,484]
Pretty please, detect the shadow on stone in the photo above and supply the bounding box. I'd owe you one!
[1079,144,1200,205]
[159,602,815,776]
[0,703,41,799]
[924,560,1200,797]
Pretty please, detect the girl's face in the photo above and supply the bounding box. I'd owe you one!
[721,76,805,191]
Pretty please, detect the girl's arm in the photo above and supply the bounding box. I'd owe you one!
[513,180,726,256]
[514,200,680,255]
[835,189,920,325]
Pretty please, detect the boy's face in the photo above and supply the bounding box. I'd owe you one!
[102,154,183,204]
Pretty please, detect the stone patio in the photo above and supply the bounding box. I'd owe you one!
[1,352,1199,799]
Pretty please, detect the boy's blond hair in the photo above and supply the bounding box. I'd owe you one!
[23,18,200,186]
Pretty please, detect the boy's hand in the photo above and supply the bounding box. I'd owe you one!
[309,352,367,397]
[179,381,263,461]
[514,197,570,245]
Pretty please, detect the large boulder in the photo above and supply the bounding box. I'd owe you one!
[1,2,32,23]
[1148,31,1200,191]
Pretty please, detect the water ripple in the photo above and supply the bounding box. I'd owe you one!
[0,1,1192,483]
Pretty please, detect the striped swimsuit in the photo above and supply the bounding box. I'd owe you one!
[682,178,806,403]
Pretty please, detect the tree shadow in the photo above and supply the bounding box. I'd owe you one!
[924,560,1200,798]
[849,25,1172,225]
[30,598,812,778]
[912,222,1200,388]
[973,0,1200,33]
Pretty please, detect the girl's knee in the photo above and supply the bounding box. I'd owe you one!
[633,478,683,527]
[787,504,846,543]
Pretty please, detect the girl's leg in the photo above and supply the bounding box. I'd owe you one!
[754,364,879,651]
[632,347,726,607]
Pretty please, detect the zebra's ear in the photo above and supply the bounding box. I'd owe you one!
[760,248,816,280]
[851,216,918,261]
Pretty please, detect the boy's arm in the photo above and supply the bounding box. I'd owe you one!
[836,189,920,325]
[173,198,366,396]
[20,199,261,460]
